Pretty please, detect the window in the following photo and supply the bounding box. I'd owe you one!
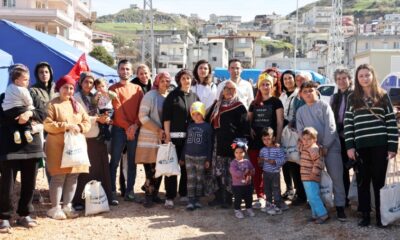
[239,38,246,44]
[365,42,369,50]
[3,0,15,7]
[36,1,45,8]
[35,25,45,33]
[212,57,217,61]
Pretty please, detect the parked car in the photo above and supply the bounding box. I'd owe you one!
[317,84,336,104]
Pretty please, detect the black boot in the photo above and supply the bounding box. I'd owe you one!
[336,206,347,222]
[358,212,370,227]
[143,195,154,208]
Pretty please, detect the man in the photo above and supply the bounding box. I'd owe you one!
[109,59,144,205]
[131,64,152,94]
[30,62,56,106]
[216,59,254,109]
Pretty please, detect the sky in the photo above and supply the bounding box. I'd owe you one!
[92,0,318,21]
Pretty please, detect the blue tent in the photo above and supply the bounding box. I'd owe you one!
[0,49,13,94]
[0,19,118,88]
[381,72,400,92]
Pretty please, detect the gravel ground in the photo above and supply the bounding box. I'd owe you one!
[2,159,400,240]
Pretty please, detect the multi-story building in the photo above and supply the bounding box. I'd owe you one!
[0,0,94,52]
[204,14,242,37]
[376,14,400,35]
[187,38,229,70]
[92,30,114,56]
[302,6,331,33]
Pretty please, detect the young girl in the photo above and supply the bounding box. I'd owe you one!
[94,77,117,141]
[299,127,328,224]
[229,139,255,219]
[259,127,287,215]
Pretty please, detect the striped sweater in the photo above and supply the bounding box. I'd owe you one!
[300,145,322,182]
[259,146,286,173]
[344,93,398,152]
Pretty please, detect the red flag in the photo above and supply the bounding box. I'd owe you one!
[68,53,90,81]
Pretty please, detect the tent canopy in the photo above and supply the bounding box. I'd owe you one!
[0,19,118,89]
[381,72,400,92]
[0,49,13,94]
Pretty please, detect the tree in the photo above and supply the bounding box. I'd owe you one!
[89,46,114,67]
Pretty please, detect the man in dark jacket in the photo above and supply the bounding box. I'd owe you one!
[30,62,55,105]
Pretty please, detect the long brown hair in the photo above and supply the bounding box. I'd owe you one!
[263,67,282,97]
[352,64,386,109]
[193,59,212,85]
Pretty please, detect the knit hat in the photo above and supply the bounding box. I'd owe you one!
[190,101,206,119]
[257,72,274,88]
[55,75,76,92]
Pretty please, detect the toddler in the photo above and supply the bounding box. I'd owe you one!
[229,139,255,219]
[259,127,287,215]
[94,78,117,141]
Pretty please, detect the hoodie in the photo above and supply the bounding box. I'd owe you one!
[30,62,56,104]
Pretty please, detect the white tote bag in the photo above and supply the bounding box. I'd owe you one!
[61,132,90,168]
[281,126,300,164]
[82,180,110,216]
[320,169,334,208]
[380,158,400,226]
[155,142,180,178]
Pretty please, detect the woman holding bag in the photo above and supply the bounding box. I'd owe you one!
[344,64,398,227]
[136,72,171,208]
[44,75,91,220]
[72,72,113,210]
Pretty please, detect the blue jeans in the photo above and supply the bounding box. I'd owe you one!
[109,126,137,194]
[303,181,328,218]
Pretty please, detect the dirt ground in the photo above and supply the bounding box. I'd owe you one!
[2,158,400,240]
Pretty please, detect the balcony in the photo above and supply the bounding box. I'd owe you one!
[157,55,185,63]
[75,0,91,20]
[73,21,92,38]
[0,8,73,27]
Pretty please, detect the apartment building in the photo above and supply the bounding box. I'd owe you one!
[187,38,229,70]
[0,0,94,52]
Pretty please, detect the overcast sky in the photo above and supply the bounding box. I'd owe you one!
[92,0,318,21]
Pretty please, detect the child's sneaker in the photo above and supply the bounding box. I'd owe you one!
[246,208,255,217]
[278,202,289,211]
[14,131,21,144]
[234,210,244,219]
[62,203,79,219]
[253,199,262,209]
[273,206,283,215]
[261,201,273,213]
[194,202,203,209]
[164,200,174,209]
[47,206,66,220]
[24,131,33,143]
[186,203,195,211]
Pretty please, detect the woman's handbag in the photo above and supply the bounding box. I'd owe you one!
[61,132,90,168]
[281,126,300,164]
[155,142,180,178]
[380,157,400,226]
[82,180,110,216]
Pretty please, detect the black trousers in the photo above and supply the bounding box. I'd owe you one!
[356,145,388,214]
[164,142,187,199]
[232,185,253,210]
[339,137,351,201]
[143,163,162,196]
[0,159,39,220]
[290,163,306,201]
[282,161,296,191]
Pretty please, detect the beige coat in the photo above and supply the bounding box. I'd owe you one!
[44,97,91,176]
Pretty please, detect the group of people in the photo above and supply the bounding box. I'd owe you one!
[0,57,397,233]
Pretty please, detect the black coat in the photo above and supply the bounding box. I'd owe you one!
[0,92,46,161]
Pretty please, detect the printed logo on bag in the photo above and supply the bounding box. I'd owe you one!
[389,203,400,213]
[158,156,175,165]
[65,148,84,156]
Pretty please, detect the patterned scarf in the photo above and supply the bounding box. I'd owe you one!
[79,90,97,116]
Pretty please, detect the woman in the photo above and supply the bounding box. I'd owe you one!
[279,70,298,199]
[72,72,113,209]
[207,80,250,208]
[136,72,171,208]
[44,75,91,220]
[263,67,282,98]
[296,81,347,222]
[191,60,217,110]
[163,69,199,208]
[344,64,398,227]
[330,68,353,207]
[248,72,284,208]
[0,65,46,232]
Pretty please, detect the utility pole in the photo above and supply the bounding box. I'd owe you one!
[327,0,344,82]
[141,0,156,77]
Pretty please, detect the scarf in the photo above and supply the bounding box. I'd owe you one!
[79,90,97,116]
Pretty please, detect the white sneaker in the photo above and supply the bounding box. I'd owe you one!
[246,208,255,217]
[164,200,174,209]
[234,210,244,219]
[24,131,33,143]
[63,203,79,219]
[47,206,66,220]
[261,201,273,213]
[14,131,21,144]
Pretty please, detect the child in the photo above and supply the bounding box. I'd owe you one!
[182,101,213,211]
[258,127,287,215]
[299,127,328,224]
[1,64,35,144]
[94,78,117,141]
[229,139,255,219]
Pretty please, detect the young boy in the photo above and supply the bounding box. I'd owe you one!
[299,127,328,224]
[182,101,213,211]
[94,78,117,141]
[259,127,287,215]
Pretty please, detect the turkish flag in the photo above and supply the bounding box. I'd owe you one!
[68,53,90,81]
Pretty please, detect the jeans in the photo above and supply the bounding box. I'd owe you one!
[109,126,137,194]
[263,172,282,206]
[303,181,328,218]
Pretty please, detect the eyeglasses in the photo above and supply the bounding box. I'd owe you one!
[224,87,236,91]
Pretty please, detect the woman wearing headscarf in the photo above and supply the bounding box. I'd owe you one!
[44,75,91,220]
[72,72,113,209]
[135,72,171,208]
[207,80,250,208]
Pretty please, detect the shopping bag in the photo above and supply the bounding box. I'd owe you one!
[155,142,180,178]
[348,174,358,202]
[320,170,334,208]
[61,132,90,168]
[380,158,400,226]
[281,126,300,164]
[82,180,110,216]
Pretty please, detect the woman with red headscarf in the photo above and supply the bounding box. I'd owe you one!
[135,72,171,207]
[44,75,91,220]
